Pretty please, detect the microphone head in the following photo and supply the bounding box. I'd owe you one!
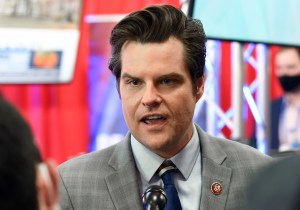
[142,185,167,209]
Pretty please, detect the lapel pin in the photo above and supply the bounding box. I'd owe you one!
[211,182,222,195]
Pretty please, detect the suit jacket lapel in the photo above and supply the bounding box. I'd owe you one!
[196,126,232,210]
[105,134,144,210]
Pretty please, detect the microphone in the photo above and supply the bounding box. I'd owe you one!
[142,185,167,210]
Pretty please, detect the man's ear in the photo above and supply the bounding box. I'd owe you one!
[196,75,205,102]
[36,160,59,210]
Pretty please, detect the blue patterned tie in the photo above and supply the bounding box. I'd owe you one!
[158,161,182,210]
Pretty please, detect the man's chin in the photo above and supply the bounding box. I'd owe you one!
[144,140,176,157]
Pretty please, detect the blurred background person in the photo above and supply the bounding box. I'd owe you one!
[271,47,300,152]
[0,96,59,210]
[247,154,300,210]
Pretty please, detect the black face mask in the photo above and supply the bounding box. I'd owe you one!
[278,74,300,92]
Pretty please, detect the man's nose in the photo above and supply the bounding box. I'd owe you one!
[141,84,162,107]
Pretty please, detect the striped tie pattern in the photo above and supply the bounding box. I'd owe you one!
[158,160,182,210]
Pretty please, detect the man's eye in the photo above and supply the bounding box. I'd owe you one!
[128,79,140,86]
[161,79,173,85]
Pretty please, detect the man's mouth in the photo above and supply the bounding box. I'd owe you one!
[141,115,167,124]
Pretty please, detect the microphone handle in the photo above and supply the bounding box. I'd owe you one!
[146,204,159,210]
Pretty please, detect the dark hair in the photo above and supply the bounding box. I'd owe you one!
[0,97,41,210]
[109,4,206,92]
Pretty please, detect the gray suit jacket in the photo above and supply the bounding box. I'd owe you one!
[58,126,272,210]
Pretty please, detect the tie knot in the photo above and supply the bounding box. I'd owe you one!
[158,160,177,186]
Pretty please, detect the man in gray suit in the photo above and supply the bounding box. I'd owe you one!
[58,5,271,210]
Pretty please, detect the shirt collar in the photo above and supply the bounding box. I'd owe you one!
[131,124,200,183]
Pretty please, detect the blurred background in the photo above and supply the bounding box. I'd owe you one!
[0,0,297,164]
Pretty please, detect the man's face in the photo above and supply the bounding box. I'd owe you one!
[119,37,204,158]
[275,48,300,77]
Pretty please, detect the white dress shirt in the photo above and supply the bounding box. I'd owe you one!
[131,124,201,210]
[279,97,300,151]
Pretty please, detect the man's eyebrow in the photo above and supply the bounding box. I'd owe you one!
[287,64,297,67]
[121,73,138,79]
[158,72,183,79]
[121,72,183,80]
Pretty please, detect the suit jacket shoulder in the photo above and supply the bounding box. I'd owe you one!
[58,133,143,210]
